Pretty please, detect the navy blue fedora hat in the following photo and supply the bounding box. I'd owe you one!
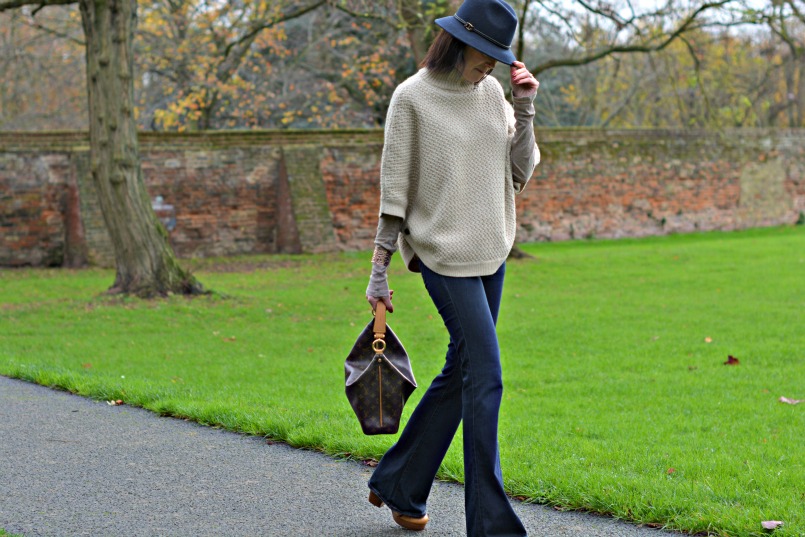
[435,0,518,65]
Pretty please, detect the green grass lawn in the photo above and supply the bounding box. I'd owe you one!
[1,226,803,537]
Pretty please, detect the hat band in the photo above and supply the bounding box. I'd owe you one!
[453,14,512,50]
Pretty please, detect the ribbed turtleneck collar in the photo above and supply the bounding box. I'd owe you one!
[419,68,476,93]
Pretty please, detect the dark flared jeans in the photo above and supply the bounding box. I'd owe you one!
[368,262,526,537]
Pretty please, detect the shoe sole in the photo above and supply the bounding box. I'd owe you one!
[393,512,428,531]
[368,491,428,531]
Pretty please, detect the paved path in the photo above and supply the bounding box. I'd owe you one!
[0,376,674,536]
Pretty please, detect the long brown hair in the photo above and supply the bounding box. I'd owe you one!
[420,30,465,75]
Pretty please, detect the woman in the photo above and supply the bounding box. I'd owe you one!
[364,0,539,535]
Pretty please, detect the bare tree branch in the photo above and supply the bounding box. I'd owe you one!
[516,0,531,61]
[679,35,714,127]
[0,0,74,12]
[18,17,85,45]
[536,1,588,47]
[220,0,327,64]
[532,0,734,75]
[330,1,399,27]
[573,0,631,30]
[210,0,328,95]
[599,57,645,127]
[786,0,805,23]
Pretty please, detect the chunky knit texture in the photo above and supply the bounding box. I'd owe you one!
[379,68,539,277]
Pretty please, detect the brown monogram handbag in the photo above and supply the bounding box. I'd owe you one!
[344,302,417,435]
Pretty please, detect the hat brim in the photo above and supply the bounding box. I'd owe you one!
[435,16,517,66]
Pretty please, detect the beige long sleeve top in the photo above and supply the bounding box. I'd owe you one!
[367,68,539,296]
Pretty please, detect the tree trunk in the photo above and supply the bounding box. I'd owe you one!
[796,53,804,127]
[79,0,203,297]
[516,0,531,62]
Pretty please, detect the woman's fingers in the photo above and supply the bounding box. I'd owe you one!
[510,61,539,96]
[366,292,394,313]
[512,69,536,83]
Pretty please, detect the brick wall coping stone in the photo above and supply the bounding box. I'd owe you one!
[0,129,384,151]
[2,128,802,153]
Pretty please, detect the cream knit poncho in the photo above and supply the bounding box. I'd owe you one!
[377,68,539,278]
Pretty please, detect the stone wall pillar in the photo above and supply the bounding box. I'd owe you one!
[281,145,339,254]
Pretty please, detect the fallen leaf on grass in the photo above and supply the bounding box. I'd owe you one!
[81,363,92,369]
[761,520,784,530]
[361,459,379,467]
[704,337,713,343]
[779,396,803,405]
[724,355,740,365]
[666,467,676,475]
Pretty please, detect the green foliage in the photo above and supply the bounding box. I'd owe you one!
[1,227,804,536]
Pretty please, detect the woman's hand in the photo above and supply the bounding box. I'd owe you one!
[367,290,394,313]
[510,61,539,98]
[366,254,394,312]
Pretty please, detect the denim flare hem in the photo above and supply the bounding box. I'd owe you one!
[366,485,426,519]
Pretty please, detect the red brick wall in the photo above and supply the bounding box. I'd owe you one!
[517,130,744,241]
[320,145,383,250]
[0,152,73,266]
[1,129,803,267]
[141,147,281,258]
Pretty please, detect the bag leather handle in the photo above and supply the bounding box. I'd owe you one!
[373,301,387,336]
[372,301,387,354]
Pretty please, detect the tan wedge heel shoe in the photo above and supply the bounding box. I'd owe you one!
[368,491,429,531]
